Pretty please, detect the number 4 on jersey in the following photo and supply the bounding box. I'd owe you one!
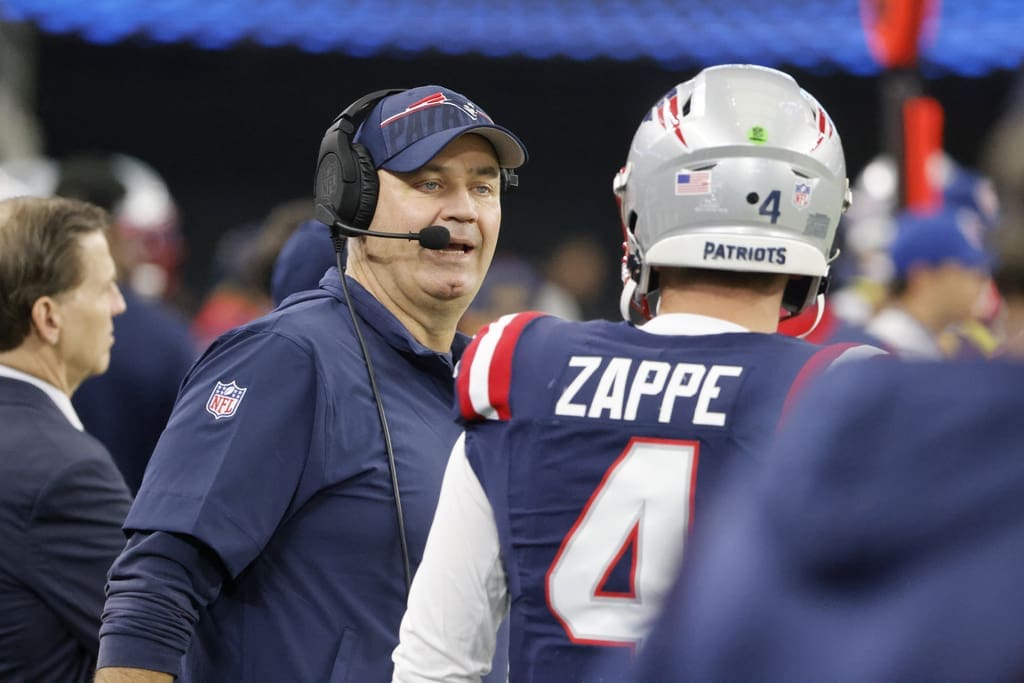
[545,437,699,646]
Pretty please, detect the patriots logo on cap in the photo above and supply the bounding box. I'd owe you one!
[380,92,491,128]
[206,380,247,420]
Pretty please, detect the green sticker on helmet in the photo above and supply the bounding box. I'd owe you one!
[748,126,768,144]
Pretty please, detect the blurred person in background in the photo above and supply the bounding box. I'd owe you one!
[270,218,336,306]
[457,251,542,335]
[56,153,199,494]
[533,234,610,320]
[392,65,882,683]
[96,84,526,683]
[625,211,1024,682]
[865,204,992,359]
[780,153,1001,350]
[190,197,314,348]
[0,196,131,682]
[0,152,192,316]
[104,154,189,310]
[981,63,1024,222]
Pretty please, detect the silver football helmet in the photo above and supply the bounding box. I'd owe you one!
[614,64,852,319]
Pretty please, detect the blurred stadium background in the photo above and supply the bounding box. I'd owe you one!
[0,0,1021,309]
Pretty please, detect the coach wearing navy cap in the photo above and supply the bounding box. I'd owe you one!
[97,85,527,683]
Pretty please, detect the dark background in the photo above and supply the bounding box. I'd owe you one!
[32,35,1019,307]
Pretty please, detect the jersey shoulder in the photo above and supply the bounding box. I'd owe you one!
[456,312,600,422]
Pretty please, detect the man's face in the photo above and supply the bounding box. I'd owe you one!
[930,261,990,326]
[55,231,127,389]
[349,133,503,317]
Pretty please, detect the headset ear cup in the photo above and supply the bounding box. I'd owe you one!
[315,88,404,230]
[347,143,379,230]
[314,123,346,226]
[501,168,518,193]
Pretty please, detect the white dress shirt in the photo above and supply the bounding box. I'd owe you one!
[0,363,84,430]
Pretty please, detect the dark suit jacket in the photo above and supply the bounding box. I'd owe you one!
[0,376,132,683]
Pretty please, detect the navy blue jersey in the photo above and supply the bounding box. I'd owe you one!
[456,312,875,681]
[99,269,472,682]
[629,358,1024,682]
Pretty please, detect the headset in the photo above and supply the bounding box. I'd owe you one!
[313,89,520,595]
[314,88,518,233]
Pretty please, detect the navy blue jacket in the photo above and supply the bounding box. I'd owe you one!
[99,269,473,681]
[73,287,197,494]
[628,358,1024,682]
[0,377,132,683]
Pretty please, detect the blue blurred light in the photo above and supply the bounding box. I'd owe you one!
[0,0,1021,76]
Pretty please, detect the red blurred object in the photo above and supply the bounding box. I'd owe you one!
[860,0,939,69]
[191,289,270,350]
[777,300,835,344]
[903,96,945,212]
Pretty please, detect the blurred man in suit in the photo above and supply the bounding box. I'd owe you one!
[0,196,132,682]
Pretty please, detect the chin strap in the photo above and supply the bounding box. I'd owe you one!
[620,279,655,324]
[619,237,655,324]
[619,279,639,322]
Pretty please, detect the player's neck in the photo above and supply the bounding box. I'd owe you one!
[657,285,782,333]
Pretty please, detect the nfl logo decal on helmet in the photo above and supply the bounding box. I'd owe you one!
[206,380,247,419]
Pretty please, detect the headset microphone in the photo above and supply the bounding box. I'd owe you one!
[336,223,452,250]
[315,205,451,252]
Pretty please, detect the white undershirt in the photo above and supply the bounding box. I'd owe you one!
[0,363,84,431]
[639,312,749,336]
[393,435,504,683]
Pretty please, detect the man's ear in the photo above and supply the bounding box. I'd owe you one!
[30,296,61,346]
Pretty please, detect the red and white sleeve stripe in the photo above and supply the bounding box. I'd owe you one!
[457,312,546,422]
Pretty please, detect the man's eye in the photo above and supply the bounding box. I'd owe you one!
[474,184,495,195]
[419,180,440,191]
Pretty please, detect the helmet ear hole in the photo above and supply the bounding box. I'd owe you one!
[782,275,830,314]
[624,211,643,284]
[782,277,813,314]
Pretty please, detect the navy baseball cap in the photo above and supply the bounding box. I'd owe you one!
[353,85,528,172]
[890,206,991,279]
